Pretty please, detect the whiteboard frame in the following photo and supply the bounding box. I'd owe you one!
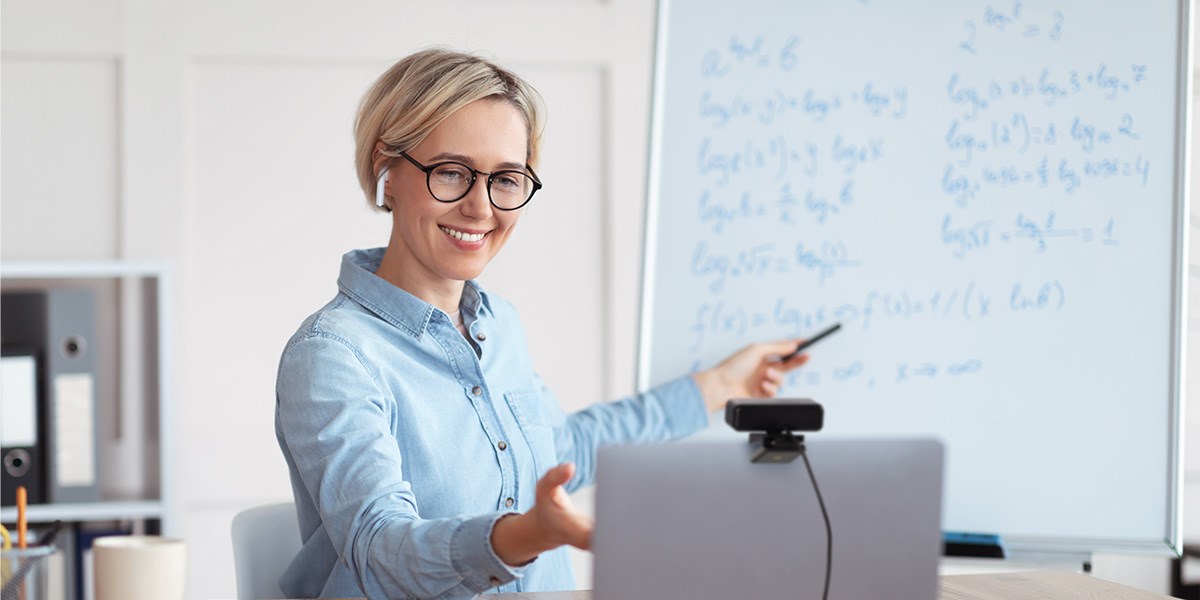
[636,0,1192,558]
[636,0,672,392]
[1164,0,1194,559]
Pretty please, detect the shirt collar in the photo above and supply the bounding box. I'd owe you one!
[337,248,493,338]
[461,279,493,318]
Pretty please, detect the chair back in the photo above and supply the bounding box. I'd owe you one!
[231,502,301,600]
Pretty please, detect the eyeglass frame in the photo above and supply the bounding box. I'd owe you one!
[394,150,543,211]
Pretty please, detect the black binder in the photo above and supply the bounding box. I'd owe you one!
[1,290,101,503]
[0,346,45,504]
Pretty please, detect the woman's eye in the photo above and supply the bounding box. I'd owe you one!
[495,174,521,189]
[434,166,469,183]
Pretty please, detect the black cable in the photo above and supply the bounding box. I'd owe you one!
[799,446,832,600]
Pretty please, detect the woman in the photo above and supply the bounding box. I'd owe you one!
[275,48,810,599]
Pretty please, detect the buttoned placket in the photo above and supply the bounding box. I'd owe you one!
[463,310,512,491]
[466,313,486,357]
[441,311,521,516]
[452,313,524,594]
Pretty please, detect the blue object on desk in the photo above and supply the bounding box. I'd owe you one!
[943,531,1005,558]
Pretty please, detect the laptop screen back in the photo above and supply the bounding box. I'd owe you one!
[594,438,943,600]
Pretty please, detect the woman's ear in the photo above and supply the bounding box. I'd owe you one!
[372,140,391,176]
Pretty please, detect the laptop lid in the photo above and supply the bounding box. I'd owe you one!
[593,438,944,600]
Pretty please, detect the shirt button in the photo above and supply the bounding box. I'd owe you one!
[504,497,514,508]
[489,576,501,586]
[498,441,508,451]
[472,386,482,396]
[476,332,487,341]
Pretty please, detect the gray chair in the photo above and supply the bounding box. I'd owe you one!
[231,502,302,600]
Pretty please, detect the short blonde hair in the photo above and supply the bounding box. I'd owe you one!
[353,48,545,210]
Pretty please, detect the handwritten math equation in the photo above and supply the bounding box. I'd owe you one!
[686,278,1065,352]
[698,133,884,187]
[959,2,1065,55]
[944,112,1144,164]
[784,357,985,390]
[941,210,1119,258]
[699,82,908,128]
[684,355,985,389]
[946,64,1147,121]
[690,238,859,292]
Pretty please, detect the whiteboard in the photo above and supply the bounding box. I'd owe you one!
[638,0,1190,555]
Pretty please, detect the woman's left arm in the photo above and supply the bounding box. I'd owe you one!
[549,339,809,492]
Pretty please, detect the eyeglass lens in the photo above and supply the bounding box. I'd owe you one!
[429,163,535,209]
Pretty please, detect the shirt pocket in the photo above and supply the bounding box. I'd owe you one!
[503,389,559,479]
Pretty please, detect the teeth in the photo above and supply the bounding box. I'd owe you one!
[440,226,485,243]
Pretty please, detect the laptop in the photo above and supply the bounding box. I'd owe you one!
[593,438,944,600]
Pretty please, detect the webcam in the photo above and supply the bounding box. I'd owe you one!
[725,399,824,463]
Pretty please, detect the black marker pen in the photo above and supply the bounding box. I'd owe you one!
[778,322,842,362]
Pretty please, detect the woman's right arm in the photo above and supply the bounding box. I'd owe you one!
[276,333,524,598]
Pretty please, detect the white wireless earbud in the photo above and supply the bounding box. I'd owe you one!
[375,167,389,208]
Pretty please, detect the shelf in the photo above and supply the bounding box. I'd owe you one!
[1,263,172,600]
[0,500,164,524]
[0,260,170,279]
[1,263,172,538]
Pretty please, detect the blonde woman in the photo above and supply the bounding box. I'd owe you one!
[275,48,810,599]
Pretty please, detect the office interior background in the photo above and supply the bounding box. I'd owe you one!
[1,1,1198,597]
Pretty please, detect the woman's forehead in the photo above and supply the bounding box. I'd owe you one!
[418,99,529,164]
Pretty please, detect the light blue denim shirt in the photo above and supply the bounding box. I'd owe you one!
[275,248,709,599]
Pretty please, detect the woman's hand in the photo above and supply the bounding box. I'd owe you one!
[490,463,593,567]
[692,339,810,413]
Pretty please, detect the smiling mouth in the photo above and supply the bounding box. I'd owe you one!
[440,225,486,243]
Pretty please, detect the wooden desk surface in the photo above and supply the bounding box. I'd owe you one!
[937,570,1173,600]
[484,570,1174,600]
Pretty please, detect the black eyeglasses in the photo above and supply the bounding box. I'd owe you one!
[397,151,542,211]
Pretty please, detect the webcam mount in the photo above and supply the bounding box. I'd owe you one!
[724,399,824,463]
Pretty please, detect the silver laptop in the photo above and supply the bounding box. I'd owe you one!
[593,438,943,600]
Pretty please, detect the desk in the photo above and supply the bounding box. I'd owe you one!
[483,570,1174,600]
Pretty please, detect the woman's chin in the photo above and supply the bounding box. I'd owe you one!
[439,264,487,283]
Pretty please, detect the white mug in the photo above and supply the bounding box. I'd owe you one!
[92,535,186,600]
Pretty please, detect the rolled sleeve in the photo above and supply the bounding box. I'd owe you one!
[450,513,529,592]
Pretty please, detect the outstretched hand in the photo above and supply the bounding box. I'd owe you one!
[693,339,810,412]
[527,463,592,551]
[490,463,593,568]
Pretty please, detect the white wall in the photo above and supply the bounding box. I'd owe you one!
[0,1,1195,598]
[2,1,654,597]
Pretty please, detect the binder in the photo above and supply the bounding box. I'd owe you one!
[0,347,45,505]
[1,290,101,503]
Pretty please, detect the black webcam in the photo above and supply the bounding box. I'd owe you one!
[725,398,824,432]
[725,399,824,463]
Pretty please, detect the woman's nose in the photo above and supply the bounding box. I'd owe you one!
[458,176,494,219]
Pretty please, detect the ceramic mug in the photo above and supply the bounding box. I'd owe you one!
[92,535,186,600]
